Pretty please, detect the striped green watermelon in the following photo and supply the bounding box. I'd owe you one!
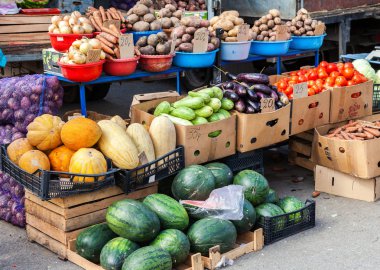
[231,199,256,233]
[172,165,216,200]
[204,162,233,188]
[187,217,237,255]
[122,246,172,270]
[256,203,286,232]
[277,196,305,223]
[106,199,160,243]
[143,193,189,231]
[264,188,279,204]
[233,170,269,206]
[76,224,117,263]
[150,229,190,266]
[100,237,139,270]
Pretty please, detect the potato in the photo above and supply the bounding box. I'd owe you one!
[178,42,193,52]
[234,17,244,26]
[296,21,303,28]
[181,33,192,42]
[133,21,150,31]
[256,34,264,41]
[228,28,238,37]
[269,36,276,41]
[301,15,309,21]
[220,20,234,31]
[127,14,139,24]
[175,38,182,47]
[221,31,228,39]
[224,36,236,42]
[221,10,239,17]
[297,8,308,16]
[306,31,314,36]
[260,16,268,24]
[252,26,259,33]
[156,42,170,55]
[290,26,297,32]
[291,19,297,26]
[171,17,180,27]
[210,16,219,26]
[180,16,192,27]
[139,45,156,55]
[304,25,312,31]
[150,20,162,30]
[266,14,273,20]
[207,43,216,51]
[210,37,220,48]
[158,8,171,18]
[275,17,282,25]
[171,25,186,38]
[133,4,149,16]
[188,17,202,28]
[295,15,302,21]
[254,20,261,27]
[147,34,159,46]
[294,30,301,36]
[165,4,176,12]
[140,0,153,7]
[269,31,276,37]
[143,13,156,23]
[267,20,275,29]
[200,20,210,28]
[173,10,183,19]
[249,31,257,41]
[269,9,280,18]
[299,27,306,34]
[261,31,269,37]
[161,17,172,29]
[157,31,168,41]
[185,26,196,35]
[304,18,312,26]
[259,24,268,31]
[264,37,269,41]
[136,36,148,47]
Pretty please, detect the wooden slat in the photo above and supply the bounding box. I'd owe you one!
[0,15,52,25]
[292,156,315,171]
[292,131,314,142]
[0,33,49,42]
[0,24,48,34]
[289,140,312,157]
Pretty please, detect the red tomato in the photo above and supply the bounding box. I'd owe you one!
[319,61,329,68]
[326,63,338,74]
[318,69,329,79]
[359,74,367,82]
[297,70,306,76]
[337,62,344,69]
[329,71,340,78]
[278,81,288,90]
[298,75,307,83]
[290,76,299,83]
[344,62,354,69]
[325,77,335,86]
[335,76,348,87]
[289,93,293,99]
[284,86,293,96]
[288,80,297,86]
[347,80,355,86]
[307,71,318,81]
[352,74,366,84]
[290,71,297,76]
[342,67,354,80]
[308,88,316,96]
[307,80,316,87]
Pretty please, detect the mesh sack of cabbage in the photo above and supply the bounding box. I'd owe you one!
[0,75,64,133]
[0,172,25,227]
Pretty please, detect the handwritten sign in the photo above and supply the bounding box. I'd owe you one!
[275,25,288,41]
[86,49,101,63]
[187,127,201,141]
[237,24,250,42]
[170,34,177,54]
[103,19,121,30]
[314,23,325,35]
[119,33,134,59]
[261,98,275,113]
[293,82,308,99]
[193,29,208,53]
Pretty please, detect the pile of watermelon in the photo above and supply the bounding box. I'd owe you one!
[16,0,49,9]
[75,163,307,270]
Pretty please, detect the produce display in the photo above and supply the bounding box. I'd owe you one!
[86,6,127,31]
[209,10,254,42]
[17,0,49,9]
[59,37,105,64]
[110,0,138,11]
[126,0,162,31]
[154,0,206,11]
[48,12,94,35]
[286,8,325,36]
[275,61,368,99]
[324,119,380,140]
[352,59,380,83]
[136,32,172,55]
[171,16,220,52]
[251,9,290,41]
[156,5,182,29]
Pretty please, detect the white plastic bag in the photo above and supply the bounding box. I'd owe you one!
[0,0,19,15]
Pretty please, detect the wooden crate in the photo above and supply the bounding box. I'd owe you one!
[26,185,157,259]
[288,130,316,171]
[66,229,263,270]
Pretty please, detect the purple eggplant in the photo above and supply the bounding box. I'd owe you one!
[224,90,239,102]
[225,71,237,81]
[247,100,260,112]
[234,99,246,113]
[224,82,235,90]
[250,84,273,95]
[234,84,247,97]
[247,89,258,101]
[256,92,270,101]
[271,85,279,92]
[239,82,250,88]
[237,73,269,84]
[245,105,256,114]
[270,90,279,101]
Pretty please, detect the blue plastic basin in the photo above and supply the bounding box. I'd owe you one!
[290,34,326,50]
[250,40,292,56]
[173,49,219,68]
[128,30,162,44]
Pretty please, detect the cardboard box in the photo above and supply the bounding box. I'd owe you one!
[42,48,64,76]
[131,96,236,166]
[236,104,291,152]
[329,80,373,123]
[312,114,380,179]
[315,165,380,202]
[129,91,179,117]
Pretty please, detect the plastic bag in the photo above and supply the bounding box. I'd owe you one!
[0,0,19,15]
[110,0,138,11]
[181,185,244,220]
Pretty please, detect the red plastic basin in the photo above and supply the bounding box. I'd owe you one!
[58,60,105,82]
[139,54,174,73]
[49,33,94,52]
[104,56,140,76]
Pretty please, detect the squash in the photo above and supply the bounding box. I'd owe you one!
[7,138,34,165]
[18,150,50,174]
[127,123,155,165]
[149,116,176,159]
[48,145,75,172]
[61,117,102,151]
[26,114,64,151]
[111,115,126,130]
[69,148,107,182]
[97,120,139,170]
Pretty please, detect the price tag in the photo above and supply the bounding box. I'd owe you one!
[119,33,134,59]
[103,19,121,30]
[148,175,156,183]
[260,98,275,113]
[293,82,308,99]
[193,28,208,53]
[170,34,177,54]
[86,49,101,63]
[57,36,64,42]
[237,24,250,42]
[275,25,288,41]
[314,23,325,35]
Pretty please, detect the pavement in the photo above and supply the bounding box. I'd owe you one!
[1,79,380,270]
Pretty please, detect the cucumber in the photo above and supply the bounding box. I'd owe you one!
[170,107,196,120]
[192,116,208,125]
[198,88,215,98]
[208,113,221,122]
[218,109,231,118]
[207,98,222,113]
[188,91,211,103]
[221,98,234,110]
[161,114,193,126]
[194,106,213,118]
[173,97,204,109]
[211,87,224,100]
[154,101,171,116]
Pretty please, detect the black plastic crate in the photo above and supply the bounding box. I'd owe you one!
[116,146,185,193]
[373,84,380,112]
[257,199,315,245]
[0,145,116,200]
[219,149,264,174]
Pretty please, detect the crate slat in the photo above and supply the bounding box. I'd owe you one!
[0,33,49,42]
[0,24,48,34]
[0,15,52,24]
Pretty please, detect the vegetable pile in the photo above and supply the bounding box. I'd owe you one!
[209,10,255,42]
[171,16,220,52]
[220,72,289,114]
[126,0,162,31]
[0,172,25,228]
[48,12,94,35]
[251,9,290,41]
[154,0,206,11]
[86,6,127,32]
[275,61,368,99]
[110,0,138,11]
[60,37,106,64]
[0,125,23,145]
[352,59,380,83]
[286,8,325,36]
[156,5,182,29]
[325,120,380,140]
[136,32,172,55]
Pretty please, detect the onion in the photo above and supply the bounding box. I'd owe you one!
[73,53,87,64]
[53,28,61,34]
[72,11,81,18]
[78,17,91,25]
[63,15,71,22]
[59,20,69,29]
[60,56,70,63]
[72,25,84,34]
[79,42,92,54]
[89,38,101,50]
[60,26,72,34]
[82,23,93,34]
[48,24,57,33]
[51,15,61,25]
[72,40,82,49]
[68,60,76,65]
[69,17,78,28]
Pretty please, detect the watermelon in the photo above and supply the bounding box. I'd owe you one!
[278,196,305,223]
[231,199,256,233]
[76,224,117,263]
[171,165,216,200]
[264,188,279,204]
[204,162,233,188]
[17,0,49,8]
[256,203,286,232]
[187,217,237,255]
[106,199,160,243]
[150,229,190,266]
[122,246,172,270]
[100,237,139,270]
[233,170,269,206]
[143,193,189,231]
